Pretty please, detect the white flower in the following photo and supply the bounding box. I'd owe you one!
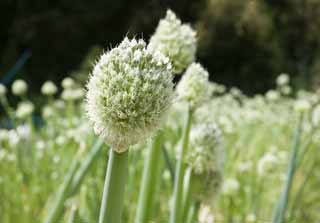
[149,9,197,74]
[61,77,75,89]
[257,153,278,176]
[187,122,224,175]
[12,79,28,96]
[61,88,84,101]
[276,73,289,86]
[41,81,57,96]
[0,84,7,97]
[85,37,174,152]
[222,178,240,195]
[198,205,214,223]
[265,90,279,101]
[16,101,34,119]
[294,99,311,113]
[42,105,55,118]
[16,124,31,139]
[176,63,210,109]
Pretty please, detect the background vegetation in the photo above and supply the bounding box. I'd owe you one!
[1,0,320,94]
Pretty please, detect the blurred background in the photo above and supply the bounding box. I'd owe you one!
[1,0,320,95]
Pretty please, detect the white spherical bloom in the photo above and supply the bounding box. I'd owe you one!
[276,73,289,86]
[198,205,214,223]
[62,88,84,101]
[16,101,34,119]
[257,153,278,176]
[294,99,311,113]
[41,81,57,96]
[42,105,55,118]
[187,122,224,175]
[0,83,7,97]
[176,63,210,109]
[61,77,75,89]
[12,79,28,96]
[265,90,279,101]
[222,178,240,195]
[187,122,224,202]
[16,124,31,139]
[85,37,174,152]
[148,9,197,74]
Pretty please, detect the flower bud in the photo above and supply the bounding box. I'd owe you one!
[176,63,210,110]
[187,122,224,202]
[12,79,28,96]
[149,9,197,74]
[61,77,75,89]
[41,81,58,96]
[16,101,34,118]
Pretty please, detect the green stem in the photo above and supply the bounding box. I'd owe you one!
[170,108,193,223]
[44,157,80,223]
[70,138,104,194]
[272,114,303,223]
[182,167,193,222]
[135,132,163,223]
[43,139,103,223]
[99,149,129,223]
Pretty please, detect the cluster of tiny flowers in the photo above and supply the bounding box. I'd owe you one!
[61,77,75,89]
[276,73,289,86]
[12,79,28,96]
[16,101,34,119]
[176,63,210,109]
[294,99,311,113]
[187,122,224,202]
[85,37,174,152]
[148,9,197,74]
[41,81,58,96]
[187,122,224,175]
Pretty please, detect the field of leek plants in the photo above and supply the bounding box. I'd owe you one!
[1,9,320,223]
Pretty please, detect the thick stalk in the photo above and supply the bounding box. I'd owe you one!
[135,132,163,223]
[99,149,129,223]
[170,108,193,223]
[272,114,303,223]
[182,167,193,222]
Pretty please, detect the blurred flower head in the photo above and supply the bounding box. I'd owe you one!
[12,79,28,96]
[16,101,34,119]
[41,81,58,96]
[176,63,210,110]
[149,9,197,74]
[61,77,75,89]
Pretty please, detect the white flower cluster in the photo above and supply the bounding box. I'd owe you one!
[12,79,28,96]
[86,37,174,152]
[16,101,34,119]
[149,9,197,74]
[187,122,224,175]
[61,77,83,101]
[176,63,210,109]
[41,81,58,96]
[187,122,224,202]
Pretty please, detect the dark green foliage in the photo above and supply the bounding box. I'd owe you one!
[1,0,320,94]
